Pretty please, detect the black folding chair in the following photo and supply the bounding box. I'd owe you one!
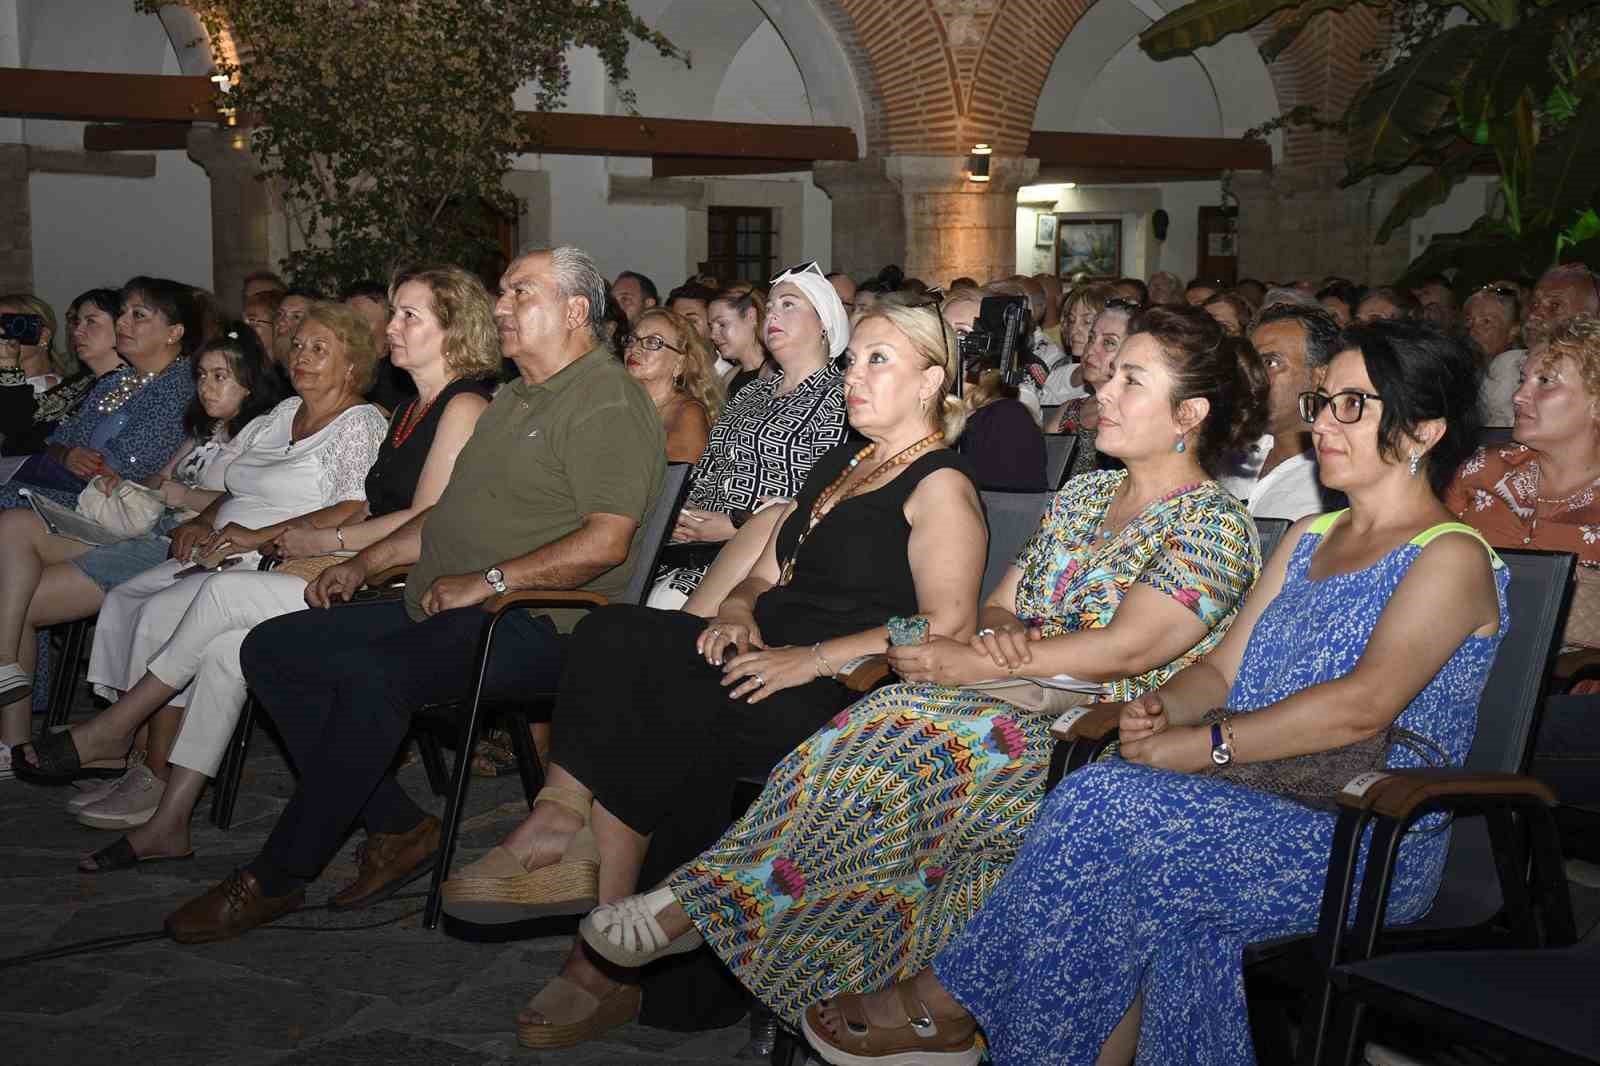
[44,617,94,729]
[421,463,690,928]
[1043,434,1077,490]
[1254,516,1290,562]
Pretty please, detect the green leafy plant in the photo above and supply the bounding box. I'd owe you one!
[138,1,679,292]
[1140,0,1600,288]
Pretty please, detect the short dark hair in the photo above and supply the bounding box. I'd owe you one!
[339,279,389,303]
[69,288,121,321]
[282,286,324,303]
[1115,277,1150,304]
[667,282,718,308]
[1336,319,1482,494]
[1128,304,1269,477]
[186,320,287,437]
[1315,281,1364,316]
[614,270,659,304]
[1252,304,1343,368]
[1358,285,1421,318]
[120,276,205,359]
[603,293,629,359]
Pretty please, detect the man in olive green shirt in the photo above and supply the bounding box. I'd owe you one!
[168,247,665,943]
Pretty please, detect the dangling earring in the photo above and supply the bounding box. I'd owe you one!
[1174,435,1187,454]
[1408,450,1421,477]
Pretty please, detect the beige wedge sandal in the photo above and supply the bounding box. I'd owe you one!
[440,785,599,924]
[515,975,641,1049]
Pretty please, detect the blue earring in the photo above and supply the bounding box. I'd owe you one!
[1174,437,1187,453]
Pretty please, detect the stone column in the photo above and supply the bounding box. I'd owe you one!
[887,154,1038,286]
[1231,165,1413,283]
[187,127,274,310]
[0,143,31,293]
[813,155,906,279]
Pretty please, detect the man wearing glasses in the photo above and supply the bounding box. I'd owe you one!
[1481,265,1600,427]
[1217,305,1341,520]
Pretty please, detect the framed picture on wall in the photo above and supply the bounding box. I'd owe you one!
[1057,218,1122,278]
[1035,212,1057,247]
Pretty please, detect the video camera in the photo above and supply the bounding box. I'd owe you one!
[0,312,45,347]
[955,295,1034,395]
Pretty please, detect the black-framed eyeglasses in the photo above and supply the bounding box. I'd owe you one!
[772,260,824,283]
[1299,389,1382,424]
[621,333,684,354]
[1104,297,1143,313]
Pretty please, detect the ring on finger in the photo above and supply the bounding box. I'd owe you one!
[976,627,996,638]
[752,673,765,687]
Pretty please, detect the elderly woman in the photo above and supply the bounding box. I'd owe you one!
[622,307,720,464]
[437,300,987,1049]
[48,269,498,866]
[1044,281,1115,405]
[14,302,388,790]
[707,284,769,402]
[579,306,1268,1045]
[0,277,198,510]
[649,262,848,609]
[797,320,1501,1066]
[0,326,281,778]
[1467,283,1525,427]
[1048,301,1136,478]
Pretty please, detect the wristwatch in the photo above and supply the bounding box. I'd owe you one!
[1209,720,1234,767]
[484,566,508,594]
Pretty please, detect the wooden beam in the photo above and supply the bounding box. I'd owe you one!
[519,112,856,162]
[25,147,155,178]
[1034,164,1234,185]
[85,123,194,152]
[1026,131,1271,173]
[0,67,217,124]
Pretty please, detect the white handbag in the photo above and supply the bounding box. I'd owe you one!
[75,476,166,538]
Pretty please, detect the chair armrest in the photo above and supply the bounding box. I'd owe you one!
[842,655,891,692]
[1335,767,1558,821]
[483,589,610,614]
[1050,702,1124,742]
[366,565,411,587]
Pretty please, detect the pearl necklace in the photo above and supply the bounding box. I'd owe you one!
[94,364,164,414]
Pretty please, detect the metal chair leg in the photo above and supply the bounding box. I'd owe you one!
[46,619,91,729]
[770,1025,805,1066]
[505,712,546,806]
[210,697,257,830]
[416,731,449,797]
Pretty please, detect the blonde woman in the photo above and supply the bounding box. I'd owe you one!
[623,307,722,464]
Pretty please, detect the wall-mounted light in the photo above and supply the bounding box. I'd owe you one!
[966,143,992,183]
[210,72,232,91]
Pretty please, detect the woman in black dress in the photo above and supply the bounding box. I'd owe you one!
[440,300,990,1050]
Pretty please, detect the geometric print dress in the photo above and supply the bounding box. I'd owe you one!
[934,513,1509,1064]
[668,471,1258,1025]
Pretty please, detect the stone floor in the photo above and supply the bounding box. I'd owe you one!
[1,719,762,1066]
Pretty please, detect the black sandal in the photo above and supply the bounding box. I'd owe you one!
[80,836,196,873]
[12,730,125,786]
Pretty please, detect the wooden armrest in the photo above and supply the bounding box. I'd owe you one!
[1053,702,1124,742]
[842,655,891,692]
[1554,648,1600,681]
[483,589,610,614]
[1335,767,1558,820]
[366,565,411,587]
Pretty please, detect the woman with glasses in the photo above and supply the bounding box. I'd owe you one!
[1048,299,1139,479]
[649,261,848,609]
[438,298,985,1050]
[621,307,721,463]
[792,319,1503,1066]
[578,306,1266,1044]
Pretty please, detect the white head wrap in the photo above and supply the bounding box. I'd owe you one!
[770,263,850,360]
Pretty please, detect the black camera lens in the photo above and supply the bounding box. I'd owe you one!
[0,313,45,347]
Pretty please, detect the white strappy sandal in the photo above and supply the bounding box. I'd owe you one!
[579,886,704,968]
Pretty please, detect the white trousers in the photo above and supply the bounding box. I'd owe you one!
[88,558,217,706]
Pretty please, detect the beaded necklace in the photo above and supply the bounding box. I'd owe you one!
[777,432,944,585]
[94,364,163,414]
[391,392,442,449]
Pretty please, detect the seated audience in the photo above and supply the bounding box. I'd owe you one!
[940,298,1045,492]
[1043,281,1114,405]
[1235,277,1267,311]
[240,270,286,310]
[158,245,664,944]
[1482,265,1600,426]
[610,270,658,326]
[270,289,317,370]
[1414,274,1457,329]
[854,265,905,312]
[1201,291,1251,336]
[2,290,120,456]
[578,305,1267,1042]
[623,307,718,464]
[1468,283,1524,426]
[0,293,71,396]
[989,279,1068,411]
[14,303,385,793]
[1146,271,1184,306]
[345,279,414,412]
[1032,273,1063,347]
[707,284,769,401]
[59,268,496,867]
[242,288,282,356]
[795,318,1501,1066]
[825,271,856,313]
[1047,300,1136,479]
[1218,305,1341,520]
[0,326,280,779]
[601,293,630,361]
[440,297,987,1048]
[1355,284,1419,322]
[1261,285,1323,314]
[665,282,715,344]
[1112,277,1148,306]
[1184,279,1219,306]
[0,276,199,511]
[1317,281,1361,325]
[649,261,848,608]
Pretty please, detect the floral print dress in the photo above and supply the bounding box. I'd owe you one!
[668,470,1258,1025]
[935,514,1508,1064]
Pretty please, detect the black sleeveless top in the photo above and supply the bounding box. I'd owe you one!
[753,439,975,648]
[363,378,492,518]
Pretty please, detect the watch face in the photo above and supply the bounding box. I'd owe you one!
[1210,744,1233,766]
[486,567,504,585]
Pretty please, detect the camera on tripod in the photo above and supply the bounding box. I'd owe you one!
[956,295,1033,394]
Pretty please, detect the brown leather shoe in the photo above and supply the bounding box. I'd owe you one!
[329,814,441,912]
[165,869,304,944]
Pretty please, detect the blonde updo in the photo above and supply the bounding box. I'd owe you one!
[850,301,966,442]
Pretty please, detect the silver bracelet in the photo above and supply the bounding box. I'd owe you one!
[335,526,346,549]
[813,642,836,678]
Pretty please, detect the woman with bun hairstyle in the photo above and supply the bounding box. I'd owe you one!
[578,305,1270,1037]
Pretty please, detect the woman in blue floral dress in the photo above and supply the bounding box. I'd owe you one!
[577,307,1271,1028]
[798,320,1504,1065]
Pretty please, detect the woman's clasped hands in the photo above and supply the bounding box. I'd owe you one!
[699,614,815,704]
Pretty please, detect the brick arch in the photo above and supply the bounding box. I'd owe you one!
[1250,4,1390,166]
[961,0,1094,154]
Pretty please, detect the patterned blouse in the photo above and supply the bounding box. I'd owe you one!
[49,359,196,483]
[1445,444,1600,562]
[1011,469,1259,700]
[660,362,846,597]
[1051,395,1102,481]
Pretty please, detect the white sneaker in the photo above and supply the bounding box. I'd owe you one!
[66,749,146,813]
[0,741,13,781]
[76,764,165,829]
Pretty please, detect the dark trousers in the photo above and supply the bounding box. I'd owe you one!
[238,598,566,894]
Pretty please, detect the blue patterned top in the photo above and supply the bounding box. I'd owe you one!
[47,358,194,483]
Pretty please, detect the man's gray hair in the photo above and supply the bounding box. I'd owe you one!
[517,244,609,342]
[1259,286,1322,313]
[1541,263,1600,312]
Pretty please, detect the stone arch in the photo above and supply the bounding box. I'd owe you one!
[154,5,226,76]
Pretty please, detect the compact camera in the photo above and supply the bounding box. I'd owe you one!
[0,312,45,347]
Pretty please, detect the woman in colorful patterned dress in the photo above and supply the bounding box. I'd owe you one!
[578,305,1269,1025]
[796,319,1502,1065]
